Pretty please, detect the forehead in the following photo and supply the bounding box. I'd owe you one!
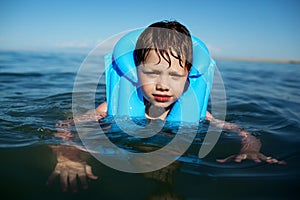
[143,50,187,72]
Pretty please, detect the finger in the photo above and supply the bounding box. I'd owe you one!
[278,160,287,165]
[55,120,63,127]
[85,165,98,180]
[68,119,75,126]
[253,158,262,163]
[262,156,277,164]
[234,154,247,162]
[266,157,282,164]
[267,158,278,164]
[78,174,88,190]
[216,155,236,163]
[259,154,270,163]
[268,159,286,165]
[69,173,78,193]
[53,133,69,140]
[56,121,68,128]
[60,170,69,192]
[257,153,268,161]
[248,154,262,163]
[61,119,73,127]
[264,156,286,165]
[47,171,59,186]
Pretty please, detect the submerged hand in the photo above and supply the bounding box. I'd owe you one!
[217,134,286,165]
[47,157,98,192]
[56,119,75,129]
[48,146,98,192]
[54,119,75,140]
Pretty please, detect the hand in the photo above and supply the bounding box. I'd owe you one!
[54,110,107,136]
[47,156,98,192]
[47,145,98,192]
[217,134,286,165]
[54,119,75,140]
[56,119,75,129]
[216,152,286,164]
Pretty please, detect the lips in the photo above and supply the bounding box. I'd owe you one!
[153,94,171,102]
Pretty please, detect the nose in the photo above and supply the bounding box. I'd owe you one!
[156,76,170,91]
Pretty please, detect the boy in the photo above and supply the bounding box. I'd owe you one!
[49,20,283,192]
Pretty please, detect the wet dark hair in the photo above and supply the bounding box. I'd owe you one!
[134,20,193,71]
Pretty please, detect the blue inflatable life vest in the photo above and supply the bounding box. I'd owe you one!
[104,29,215,123]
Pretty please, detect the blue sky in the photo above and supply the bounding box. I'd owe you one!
[0,0,299,60]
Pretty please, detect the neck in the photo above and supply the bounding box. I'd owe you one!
[145,103,171,120]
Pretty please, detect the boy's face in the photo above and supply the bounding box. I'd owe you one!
[137,50,189,109]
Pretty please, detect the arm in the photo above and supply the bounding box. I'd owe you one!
[71,102,107,123]
[205,111,285,164]
[54,102,107,141]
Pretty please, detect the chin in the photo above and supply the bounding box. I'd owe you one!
[151,101,173,109]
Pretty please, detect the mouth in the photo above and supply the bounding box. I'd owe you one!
[153,94,172,102]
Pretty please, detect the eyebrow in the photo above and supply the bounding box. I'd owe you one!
[142,68,187,76]
[169,71,187,77]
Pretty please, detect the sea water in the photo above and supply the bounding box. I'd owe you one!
[0,50,299,199]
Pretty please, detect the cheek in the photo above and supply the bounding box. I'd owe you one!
[138,71,154,85]
[170,79,187,96]
[138,74,156,91]
[139,83,153,98]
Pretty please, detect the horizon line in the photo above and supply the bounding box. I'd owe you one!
[213,56,300,64]
[0,48,299,64]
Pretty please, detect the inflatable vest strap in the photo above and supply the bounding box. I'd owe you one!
[104,29,215,123]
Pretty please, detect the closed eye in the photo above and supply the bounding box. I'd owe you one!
[142,70,161,75]
[169,73,186,77]
[144,71,159,75]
